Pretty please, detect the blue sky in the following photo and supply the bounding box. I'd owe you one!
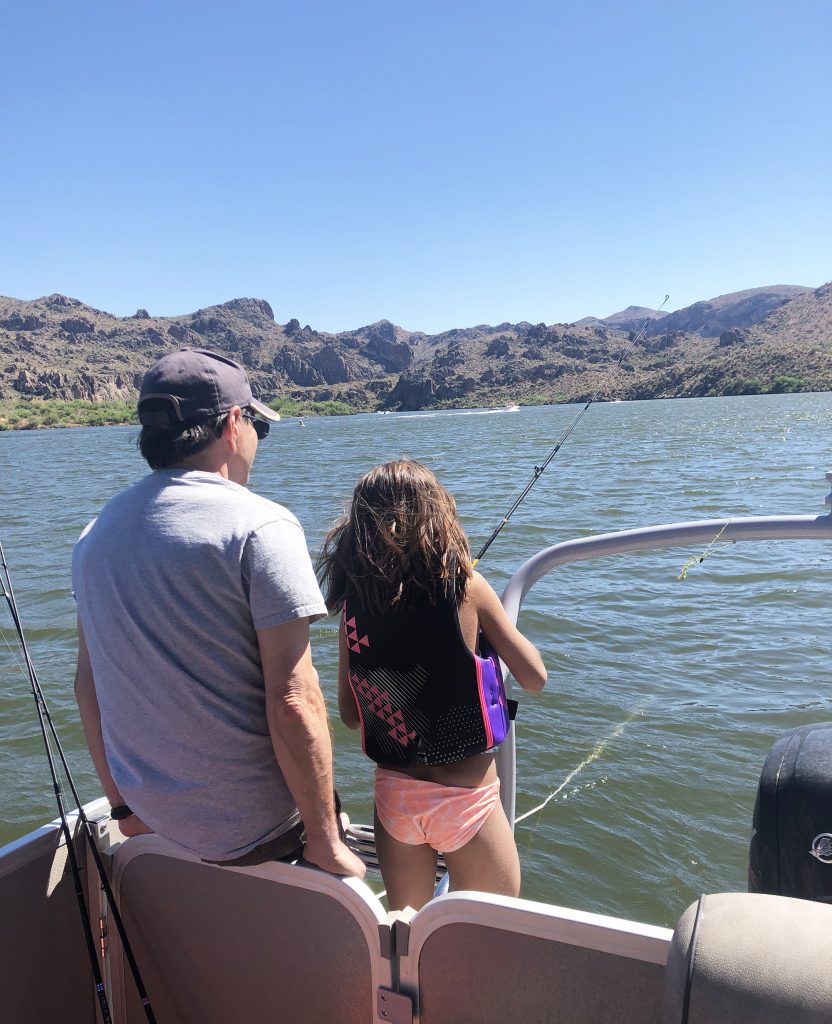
[2,1,829,333]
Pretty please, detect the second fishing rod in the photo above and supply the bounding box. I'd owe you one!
[0,541,157,1024]
[473,295,670,566]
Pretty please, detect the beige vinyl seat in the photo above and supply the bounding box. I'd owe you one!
[0,822,95,1024]
[663,892,832,1024]
[395,891,671,1024]
[109,834,392,1024]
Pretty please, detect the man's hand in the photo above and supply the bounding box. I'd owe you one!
[117,814,154,839]
[302,836,366,877]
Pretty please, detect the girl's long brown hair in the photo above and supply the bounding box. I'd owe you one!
[318,460,472,613]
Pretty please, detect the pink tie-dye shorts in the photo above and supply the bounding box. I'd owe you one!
[374,767,501,853]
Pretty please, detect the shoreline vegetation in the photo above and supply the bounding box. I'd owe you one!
[0,379,818,431]
[0,397,358,431]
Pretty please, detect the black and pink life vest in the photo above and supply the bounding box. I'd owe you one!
[343,591,516,767]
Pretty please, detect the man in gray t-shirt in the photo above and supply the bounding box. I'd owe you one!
[73,348,364,876]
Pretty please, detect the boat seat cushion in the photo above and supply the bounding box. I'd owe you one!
[663,892,832,1024]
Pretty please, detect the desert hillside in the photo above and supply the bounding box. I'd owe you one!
[1,283,829,414]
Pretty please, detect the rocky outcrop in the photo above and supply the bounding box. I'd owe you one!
[433,345,466,369]
[719,328,748,347]
[41,294,83,309]
[591,288,810,338]
[275,349,323,386]
[359,321,414,372]
[580,305,668,332]
[60,317,95,335]
[219,297,275,323]
[434,376,478,400]
[485,338,510,358]
[641,330,682,353]
[189,315,226,336]
[0,313,45,331]
[14,368,132,401]
[384,372,436,410]
[642,287,810,338]
[362,335,413,372]
[311,346,352,384]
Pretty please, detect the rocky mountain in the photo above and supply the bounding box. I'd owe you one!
[577,286,810,337]
[1,284,829,413]
[575,305,669,331]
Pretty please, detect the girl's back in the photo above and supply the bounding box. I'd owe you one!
[319,459,546,909]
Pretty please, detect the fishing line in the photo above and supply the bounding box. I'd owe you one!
[677,521,732,580]
[473,295,670,565]
[0,620,29,675]
[0,541,157,1024]
[515,701,650,828]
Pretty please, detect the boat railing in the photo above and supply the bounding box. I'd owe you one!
[494,470,832,831]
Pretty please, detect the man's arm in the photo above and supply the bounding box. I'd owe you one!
[258,617,365,877]
[73,617,151,837]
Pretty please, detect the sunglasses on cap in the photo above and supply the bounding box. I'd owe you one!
[242,409,270,440]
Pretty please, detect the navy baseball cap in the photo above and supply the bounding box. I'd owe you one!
[138,349,281,427]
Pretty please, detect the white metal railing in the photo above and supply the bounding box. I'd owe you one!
[495,470,832,831]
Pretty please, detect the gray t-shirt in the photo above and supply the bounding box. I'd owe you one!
[72,469,328,861]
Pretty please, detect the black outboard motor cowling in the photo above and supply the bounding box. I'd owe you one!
[749,722,832,903]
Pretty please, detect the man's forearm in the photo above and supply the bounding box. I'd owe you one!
[258,617,364,876]
[266,684,339,844]
[75,672,122,804]
[74,623,123,806]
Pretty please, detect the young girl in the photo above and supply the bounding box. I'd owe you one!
[319,460,546,910]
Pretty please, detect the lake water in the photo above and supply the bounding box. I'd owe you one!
[1,394,831,928]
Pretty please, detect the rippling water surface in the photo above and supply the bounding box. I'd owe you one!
[1,394,831,927]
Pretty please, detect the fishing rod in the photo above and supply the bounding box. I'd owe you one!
[472,295,670,565]
[0,541,157,1024]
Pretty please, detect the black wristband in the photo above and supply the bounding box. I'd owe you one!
[110,803,133,821]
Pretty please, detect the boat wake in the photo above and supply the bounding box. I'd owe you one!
[394,405,521,421]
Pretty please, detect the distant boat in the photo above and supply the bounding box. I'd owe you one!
[505,403,520,412]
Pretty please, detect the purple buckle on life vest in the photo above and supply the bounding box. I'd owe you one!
[476,634,514,748]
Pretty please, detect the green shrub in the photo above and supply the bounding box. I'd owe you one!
[307,400,357,416]
[723,377,764,396]
[264,398,357,417]
[0,398,138,430]
[767,375,805,394]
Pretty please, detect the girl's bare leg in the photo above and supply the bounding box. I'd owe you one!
[374,807,438,911]
[441,799,521,898]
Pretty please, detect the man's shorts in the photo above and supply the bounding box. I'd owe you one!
[203,791,345,868]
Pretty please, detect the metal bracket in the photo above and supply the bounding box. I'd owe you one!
[88,812,111,843]
[377,987,413,1024]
